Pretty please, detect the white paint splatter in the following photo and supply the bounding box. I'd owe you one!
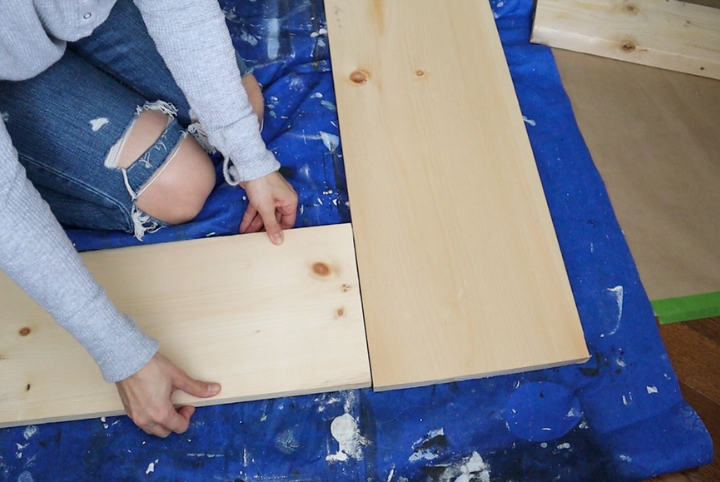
[540,442,548,448]
[566,407,581,419]
[386,468,395,482]
[276,427,300,454]
[89,118,109,132]
[325,413,366,462]
[266,18,280,60]
[455,452,491,482]
[240,30,259,46]
[606,285,624,335]
[23,426,37,440]
[522,116,536,126]
[409,450,439,462]
[18,471,34,482]
[312,92,324,99]
[647,385,659,394]
[557,443,571,450]
[222,7,239,22]
[320,100,337,111]
[409,428,444,462]
[424,452,490,482]
[622,395,628,406]
[145,459,158,474]
[616,358,627,368]
[590,242,594,253]
[319,131,339,152]
[619,454,632,462]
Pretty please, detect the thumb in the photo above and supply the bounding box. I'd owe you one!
[174,371,221,399]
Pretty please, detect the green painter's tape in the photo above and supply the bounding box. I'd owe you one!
[652,291,720,324]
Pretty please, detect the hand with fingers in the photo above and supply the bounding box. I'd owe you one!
[239,170,298,245]
[115,352,221,438]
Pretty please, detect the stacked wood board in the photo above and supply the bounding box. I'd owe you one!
[532,0,720,80]
[0,225,370,427]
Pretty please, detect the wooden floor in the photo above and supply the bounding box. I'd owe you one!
[648,317,720,481]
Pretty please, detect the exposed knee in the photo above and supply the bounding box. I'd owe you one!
[134,135,215,225]
[115,109,215,225]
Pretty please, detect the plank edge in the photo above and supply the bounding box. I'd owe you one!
[371,355,592,392]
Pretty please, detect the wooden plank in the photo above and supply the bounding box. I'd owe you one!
[0,224,370,428]
[532,0,720,81]
[325,0,589,390]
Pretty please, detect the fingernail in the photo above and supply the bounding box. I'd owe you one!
[272,232,284,245]
[208,383,221,394]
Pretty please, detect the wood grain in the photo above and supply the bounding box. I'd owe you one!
[324,0,589,390]
[650,318,720,481]
[532,0,720,80]
[0,224,370,428]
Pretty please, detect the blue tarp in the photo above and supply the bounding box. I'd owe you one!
[0,0,712,480]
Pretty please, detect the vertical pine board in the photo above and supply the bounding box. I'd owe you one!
[532,0,720,80]
[0,224,370,427]
[325,0,589,390]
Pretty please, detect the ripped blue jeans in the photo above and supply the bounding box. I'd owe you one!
[0,0,248,239]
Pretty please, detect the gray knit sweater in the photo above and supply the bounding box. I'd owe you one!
[0,0,280,382]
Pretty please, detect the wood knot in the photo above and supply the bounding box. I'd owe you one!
[312,262,331,276]
[623,3,638,14]
[621,40,636,52]
[337,308,345,317]
[26,384,31,391]
[415,69,425,77]
[349,70,368,84]
[342,283,351,292]
[19,327,31,337]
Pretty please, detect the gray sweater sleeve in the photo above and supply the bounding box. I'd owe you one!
[0,0,277,383]
[134,0,281,183]
[0,120,159,383]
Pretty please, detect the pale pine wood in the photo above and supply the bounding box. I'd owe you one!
[0,224,370,427]
[532,0,720,80]
[325,0,589,390]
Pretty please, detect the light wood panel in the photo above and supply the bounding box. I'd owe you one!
[532,0,720,80]
[0,224,370,427]
[325,0,589,390]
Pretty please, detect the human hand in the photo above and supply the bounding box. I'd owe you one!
[239,171,298,245]
[115,352,221,438]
